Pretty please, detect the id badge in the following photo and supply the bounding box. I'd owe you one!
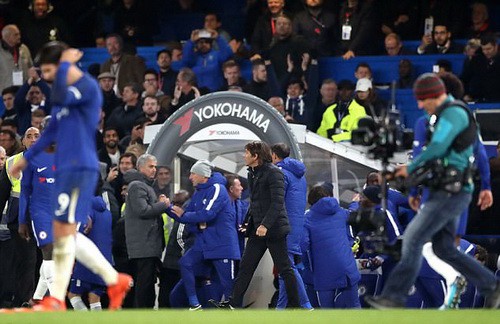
[342,24,352,40]
[12,70,23,86]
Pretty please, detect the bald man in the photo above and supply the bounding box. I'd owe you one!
[0,24,33,92]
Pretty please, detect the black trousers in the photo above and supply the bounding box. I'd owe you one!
[131,257,159,308]
[158,267,180,308]
[0,238,15,307]
[231,235,299,307]
[12,231,37,306]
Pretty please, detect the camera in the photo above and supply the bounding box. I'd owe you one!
[351,110,413,161]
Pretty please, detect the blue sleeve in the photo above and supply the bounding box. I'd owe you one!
[180,41,196,68]
[412,116,428,158]
[14,82,31,113]
[348,201,360,212]
[216,36,233,64]
[388,189,410,209]
[408,107,469,174]
[51,62,88,107]
[23,110,58,162]
[179,185,225,224]
[19,165,33,225]
[300,224,311,255]
[474,140,491,190]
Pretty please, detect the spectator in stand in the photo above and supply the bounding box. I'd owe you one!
[338,0,380,59]
[0,120,21,141]
[417,24,463,55]
[19,0,72,55]
[107,83,144,138]
[268,14,310,83]
[354,62,372,81]
[1,86,19,123]
[97,72,120,123]
[204,12,231,44]
[251,0,288,54]
[30,108,45,130]
[125,154,169,308]
[142,95,167,125]
[462,33,500,103]
[125,143,146,160]
[0,129,22,157]
[397,59,415,89]
[316,79,366,142]
[100,34,146,96]
[463,38,481,71]
[166,41,183,62]
[293,0,336,57]
[156,49,178,98]
[465,2,492,40]
[268,96,287,119]
[153,166,171,198]
[435,59,452,75]
[384,33,412,56]
[355,78,387,118]
[170,68,200,114]
[14,67,51,135]
[142,69,170,112]
[309,79,338,132]
[98,126,125,172]
[0,146,5,169]
[220,60,246,91]
[0,25,33,93]
[243,59,280,102]
[114,0,155,46]
[106,152,137,206]
[119,117,149,148]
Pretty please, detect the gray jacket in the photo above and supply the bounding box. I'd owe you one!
[0,43,32,92]
[124,173,166,259]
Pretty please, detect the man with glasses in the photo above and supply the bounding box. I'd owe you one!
[417,24,463,55]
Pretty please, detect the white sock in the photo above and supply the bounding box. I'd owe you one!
[89,302,102,311]
[52,235,76,301]
[422,242,462,305]
[75,232,118,285]
[43,260,55,295]
[33,263,48,300]
[69,296,88,311]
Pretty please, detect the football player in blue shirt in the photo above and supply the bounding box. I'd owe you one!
[11,42,132,311]
[18,127,56,302]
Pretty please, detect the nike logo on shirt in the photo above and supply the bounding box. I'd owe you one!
[37,167,47,172]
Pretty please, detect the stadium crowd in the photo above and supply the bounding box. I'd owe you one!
[0,0,500,311]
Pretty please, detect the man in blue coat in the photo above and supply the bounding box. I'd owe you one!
[271,143,312,310]
[301,185,361,308]
[168,160,240,310]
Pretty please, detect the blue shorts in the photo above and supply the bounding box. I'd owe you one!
[31,213,53,247]
[52,170,98,224]
[69,278,106,296]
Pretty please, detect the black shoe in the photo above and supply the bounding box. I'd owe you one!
[484,281,500,309]
[209,299,234,310]
[365,296,404,309]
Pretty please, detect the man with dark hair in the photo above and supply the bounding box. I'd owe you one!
[0,129,22,156]
[204,12,231,44]
[2,86,19,123]
[242,59,279,101]
[156,49,177,97]
[100,34,146,95]
[142,95,166,125]
[142,69,169,111]
[98,126,124,172]
[11,41,132,311]
[153,166,171,198]
[214,141,299,309]
[271,143,311,309]
[462,33,500,102]
[417,24,463,55]
[107,152,137,206]
[97,72,119,122]
[170,68,200,114]
[354,62,372,81]
[106,82,144,138]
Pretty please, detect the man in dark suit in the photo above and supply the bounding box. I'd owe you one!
[417,24,463,55]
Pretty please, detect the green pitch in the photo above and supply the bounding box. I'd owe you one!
[1,310,500,324]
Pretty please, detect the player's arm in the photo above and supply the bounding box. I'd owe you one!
[51,49,84,106]
[19,164,34,226]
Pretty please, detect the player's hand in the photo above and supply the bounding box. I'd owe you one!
[477,189,493,211]
[173,85,182,100]
[60,48,83,63]
[27,67,40,84]
[342,50,355,60]
[192,86,201,98]
[18,224,30,241]
[172,205,184,217]
[106,166,119,182]
[191,30,199,42]
[256,224,267,237]
[159,194,170,207]
[409,195,421,212]
[10,157,27,180]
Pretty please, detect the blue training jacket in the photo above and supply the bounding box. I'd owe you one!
[301,197,361,291]
[277,157,307,255]
[168,172,240,260]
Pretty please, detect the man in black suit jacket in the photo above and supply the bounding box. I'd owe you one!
[417,24,463,55]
